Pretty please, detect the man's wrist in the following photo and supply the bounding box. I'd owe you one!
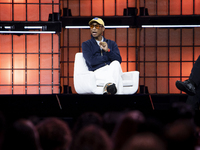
[107,49,110,52]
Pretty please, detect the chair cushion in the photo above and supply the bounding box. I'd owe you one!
[122,80,133,86]
[96,80,133,87]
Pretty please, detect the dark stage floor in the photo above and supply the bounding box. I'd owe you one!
[0,94,190,125]
[0,94,188,113]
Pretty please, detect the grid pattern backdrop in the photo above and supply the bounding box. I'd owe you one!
[60,0,200,94]
[0,0,60,94]
[1,0,200,94]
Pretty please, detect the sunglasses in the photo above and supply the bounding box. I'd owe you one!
[90,24,103,29]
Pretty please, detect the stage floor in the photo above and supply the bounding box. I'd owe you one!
[2,93,200,128]
[0,93,188,117]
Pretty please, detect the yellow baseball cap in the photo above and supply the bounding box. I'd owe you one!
[88,17,105,26]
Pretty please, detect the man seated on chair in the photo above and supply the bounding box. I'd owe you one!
[82,17,123,95]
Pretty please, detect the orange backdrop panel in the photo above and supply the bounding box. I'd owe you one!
[13,54,25,69]
[146,0,156,15]
[14,0,25,2]
[157,0,168,15]
[69,29,79,46]
[68,0,80,16]
[128,28,136,46]
[157,47,168,62]
[157,62,168,77]
[128,62,136,72]
[170,29,180,46]
[41,0,52,3]
[116,0,126,16]
[182,47,193,61]
[53,70,59,84]
[40,70,52,84]
[121,62,127,73]
[195,28,200,45]
[105,0,115,16]
[0,86,12,94]
[128,47,136,61]
[14,4,26,21]
[170,78,180,93]
[146,78,156,93]
[27,54,39,68]
[157,78,168,93]
[53,54,59,68]
[116,28,127,46]
[145,48,156,61]
[145,62,156,77]
[27,0,39,2]
[0,4,12,21]
[27,86,39,94]
[53,34,59,53]
[169,47,180,61]
[182,62,193,76]
[194,47,200,60]
[157,29,168,46]
[92,0,103,16]
[182,0,193,15]
[27,70,39,84]
[0,70,12,84]
[13,86,25,94]
[0,35,12,53]
[170,0,181,15]
[169,62,180,76]
[195,0,200,14]
[54,4,59,13]
[27,35,39,53]
[27,4,39,21]
[40,86,52,94]
[104,29,115,42]
[80,0,91,16]
[182,29,193,45]
[13,70,25,84]
[40,54,52,69]
[119,47,127,62]
[13,35,25,53]
[69,48,80,61]
[53,86,59,94]
[41,4,52,21]
[0,54,12,69]
[40,34,52,53]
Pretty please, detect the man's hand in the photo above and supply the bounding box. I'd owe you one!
[99,42,109,52]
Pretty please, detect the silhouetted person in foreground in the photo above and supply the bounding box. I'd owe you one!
[112,110,145,150]
[121,132,167,150]
[164,119,197,150]
[3,119,41,150]
[70,125,112,150]
[36,117,72,150]
[72,112,103,137]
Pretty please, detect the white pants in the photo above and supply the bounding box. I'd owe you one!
[94,60,123,94]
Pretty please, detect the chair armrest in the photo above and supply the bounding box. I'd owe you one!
[122,71,140,94]
[74,71,97,94]
[122,71,139,82]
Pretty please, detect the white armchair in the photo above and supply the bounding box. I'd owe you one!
[73,52,139,95]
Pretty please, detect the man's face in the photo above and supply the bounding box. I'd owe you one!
[90,22,105,39]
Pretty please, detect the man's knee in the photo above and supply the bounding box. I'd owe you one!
[110,60,121,67]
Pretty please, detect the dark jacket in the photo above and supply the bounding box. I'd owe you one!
[82,35,122,71]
